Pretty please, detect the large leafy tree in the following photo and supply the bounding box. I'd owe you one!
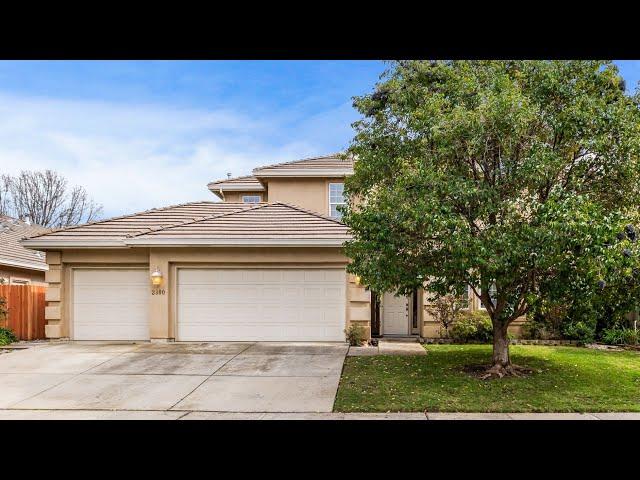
[343,61,640,376]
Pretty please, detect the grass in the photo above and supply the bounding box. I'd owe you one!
[334,345,640,413]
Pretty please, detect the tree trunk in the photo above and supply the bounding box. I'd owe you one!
[478,320,530,378]
[492,321,510,368]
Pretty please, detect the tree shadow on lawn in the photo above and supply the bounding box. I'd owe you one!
[426,345,558,380]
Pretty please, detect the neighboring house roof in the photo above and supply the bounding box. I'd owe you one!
[0,215,49,271]
[252,153,354,177]
[206,175,265,199]
[22,202,350,249]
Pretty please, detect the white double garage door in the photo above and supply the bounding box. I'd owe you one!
[73,267,346,342]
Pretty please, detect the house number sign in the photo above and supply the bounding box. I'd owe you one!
[152,288,166,295]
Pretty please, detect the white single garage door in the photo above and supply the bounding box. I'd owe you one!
[73,269,150,341]
[177,268,346,341]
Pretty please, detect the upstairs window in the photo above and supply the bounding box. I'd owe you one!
[328,183,345,219]
[480,283,498,310]
[242,195,261,204]
[459,286,470,310]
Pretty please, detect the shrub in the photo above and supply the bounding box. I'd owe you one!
[345,324,367,346]
[425,294,466,338]
[562,319,597,344]
[450,311,493,343]
[0,327,17,346]
[601,326,639,345]
[522,305,566,340]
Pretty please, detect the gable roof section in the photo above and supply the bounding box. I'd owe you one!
[126,202,350,246]
[252,153,354,177]
[21,202,252,248]
[0,216,49,271]
[21,202,350,249]
[207,174,265,194]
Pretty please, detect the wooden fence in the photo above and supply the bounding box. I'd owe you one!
[0,285,46,340]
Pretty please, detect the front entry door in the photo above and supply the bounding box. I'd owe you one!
[382,292,409,335]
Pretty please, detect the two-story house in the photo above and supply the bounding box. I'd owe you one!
[22,154,519,342]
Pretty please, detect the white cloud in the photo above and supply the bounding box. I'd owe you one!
[0,92,348,217]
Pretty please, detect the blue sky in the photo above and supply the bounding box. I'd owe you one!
[0,60,637,217]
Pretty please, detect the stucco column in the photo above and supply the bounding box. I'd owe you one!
[44,251,63,338]
[347,273,371,339]
[148,250,171,341]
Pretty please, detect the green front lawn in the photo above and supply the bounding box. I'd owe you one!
[334,345,640,413]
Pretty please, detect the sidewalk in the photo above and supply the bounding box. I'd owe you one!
[0,410,638,420]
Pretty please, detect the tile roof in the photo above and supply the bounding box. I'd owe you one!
[0,216,49,271]
[207,175,264,189]
[127,202,349,244]
[252,153,354,176]
[206,154,354,194]
[22,201,349,248]
[22,202,251,244]
[206,175,265,199]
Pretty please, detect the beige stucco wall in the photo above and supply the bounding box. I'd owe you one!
[420,289,526,339]
[0,265,46,285]
[220,191,267,203]
[42,246,371,342]
[262,177,345,217]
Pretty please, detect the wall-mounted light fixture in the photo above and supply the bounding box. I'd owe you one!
[354,275,362,286]
[151,266,163,286]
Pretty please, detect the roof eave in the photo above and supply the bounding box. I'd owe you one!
[21,239,128,249]
[124,238,348,247]
[252,169,353,177]
[0,258,49,271]
[206,184,266,192]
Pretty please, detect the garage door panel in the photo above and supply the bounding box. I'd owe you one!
[177,268,346,341]
[74,269,148,285]
[74,324,150,341]
[73,269,149,341]
[74,285,149,304]
[281,270,305,282]
[74,304,148,321]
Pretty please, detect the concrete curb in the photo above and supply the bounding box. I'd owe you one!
[1,409,639,420]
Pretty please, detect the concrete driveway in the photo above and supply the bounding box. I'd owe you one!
[0,341,348,419]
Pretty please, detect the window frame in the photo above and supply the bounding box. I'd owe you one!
[328,182,346,220]
[459,286,471,310]
[241,195,262,204]
[479,283,498,310]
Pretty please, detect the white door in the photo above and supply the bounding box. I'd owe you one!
[177,268,346,341]
[73,269,150,341]
[382,291,409,335]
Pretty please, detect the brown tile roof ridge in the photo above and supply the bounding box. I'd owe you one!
[207,174,261,187]
[125,202,269,238]
[252,152,349,172]
[22,200,226,241]
[270,201,347,226]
